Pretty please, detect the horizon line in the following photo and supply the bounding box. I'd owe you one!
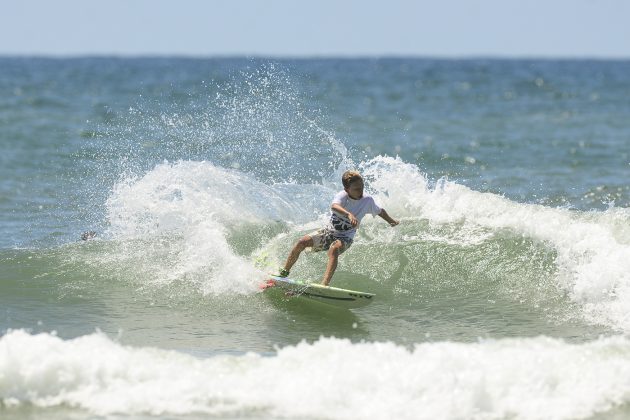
[1,53,630,62]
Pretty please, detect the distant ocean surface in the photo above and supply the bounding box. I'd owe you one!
[2,57,630,419]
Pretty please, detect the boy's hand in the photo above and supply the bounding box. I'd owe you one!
[378,209,398,227]
[348,212,358,227]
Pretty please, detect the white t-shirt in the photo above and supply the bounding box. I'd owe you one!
[328,190,382,239]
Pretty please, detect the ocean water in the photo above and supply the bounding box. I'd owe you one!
[2,57,630,419]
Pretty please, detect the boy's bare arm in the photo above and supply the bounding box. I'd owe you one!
[378,209,399,226]
[332,203,358,226]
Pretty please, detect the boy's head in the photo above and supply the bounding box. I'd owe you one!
[342,170,364,199]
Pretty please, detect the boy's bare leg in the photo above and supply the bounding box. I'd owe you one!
[283,235,313,272]
[322,241,343,286]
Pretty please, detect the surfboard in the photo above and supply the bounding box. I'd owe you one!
[262,275,374,309]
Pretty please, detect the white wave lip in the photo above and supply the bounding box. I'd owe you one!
[106,160,329,238]
[361,156,630,332]
[2,330,630,419]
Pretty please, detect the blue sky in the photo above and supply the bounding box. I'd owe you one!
[2,0,629,58]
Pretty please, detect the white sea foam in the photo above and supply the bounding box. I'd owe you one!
[103,160,332,294]
[2,330,630,419]
[360,155,630,331]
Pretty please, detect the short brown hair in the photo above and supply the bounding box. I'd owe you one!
[342,170,363,189]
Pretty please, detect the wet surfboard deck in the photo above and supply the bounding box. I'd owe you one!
[262,275,375,309]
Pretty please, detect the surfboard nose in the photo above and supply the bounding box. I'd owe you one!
[259,279,275,290]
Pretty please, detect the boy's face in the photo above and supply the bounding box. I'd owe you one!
[345,179,364,199]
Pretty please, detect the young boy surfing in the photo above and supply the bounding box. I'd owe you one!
[277,170,399,286]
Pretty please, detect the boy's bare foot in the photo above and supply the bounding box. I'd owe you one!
[275,268,290,277]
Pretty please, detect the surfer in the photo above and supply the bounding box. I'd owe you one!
[277,170,399,286]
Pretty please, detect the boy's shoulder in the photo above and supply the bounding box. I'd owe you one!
[332,190,376,202]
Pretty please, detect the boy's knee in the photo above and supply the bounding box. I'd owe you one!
[328,241,342,257]
[297,236,313,249]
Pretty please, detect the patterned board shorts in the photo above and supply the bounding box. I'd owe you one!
[309,228,353,254]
